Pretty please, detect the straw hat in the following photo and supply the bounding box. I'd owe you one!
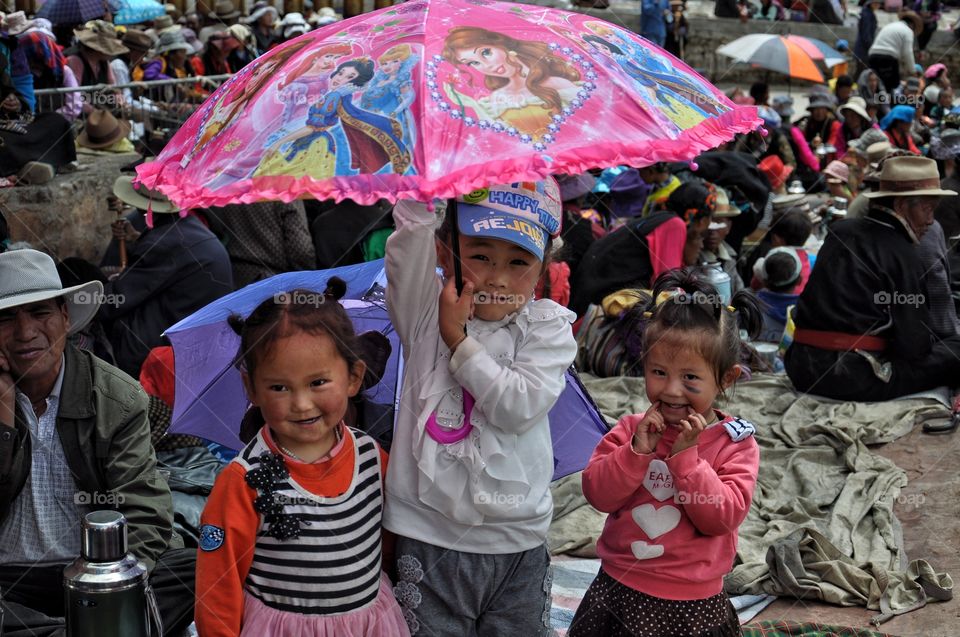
[863,156,957,198]
[806,93,836,112]
[112,175,179,213]
[849,128,889,156]
[122,28,155,51]
[75,21,129,56]
[77,109,131,149]
[243,1,278,24]
[866,140,893,167]
[0,249,103,335]
[208,0,241,20]
[771,193,814,219]
[839,96,871,122]
[714,187,741,218]
[2,11,34,36]
[153,14,175,30]
[280,11,308,38]
[313,7,340,25]
[154,30,193,55]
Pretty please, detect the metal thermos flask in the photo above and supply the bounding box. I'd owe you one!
[63,511,161,637]
[702,261,732,307]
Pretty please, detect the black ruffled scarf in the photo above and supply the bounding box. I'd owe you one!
[244,451,310,541]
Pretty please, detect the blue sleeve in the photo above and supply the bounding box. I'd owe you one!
[12,74,34,112]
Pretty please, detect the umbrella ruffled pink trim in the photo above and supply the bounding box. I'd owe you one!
[137,107,761,208]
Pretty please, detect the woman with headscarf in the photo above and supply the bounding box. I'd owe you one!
[17,29,82,121]
[881,104,921,154]
[857,68,890,118]
[0,46,76,183]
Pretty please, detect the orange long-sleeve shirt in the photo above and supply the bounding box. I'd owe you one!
[195,428,390,637]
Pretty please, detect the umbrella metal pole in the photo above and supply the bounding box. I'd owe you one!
[449,198,464,296]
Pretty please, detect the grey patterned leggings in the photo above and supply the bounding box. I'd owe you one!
[393,536,553,637]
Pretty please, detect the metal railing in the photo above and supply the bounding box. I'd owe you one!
[33,74,233,137]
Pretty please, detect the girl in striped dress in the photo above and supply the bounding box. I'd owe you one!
[195,280,409,637]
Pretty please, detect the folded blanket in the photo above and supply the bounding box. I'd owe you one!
[742,620,896,637]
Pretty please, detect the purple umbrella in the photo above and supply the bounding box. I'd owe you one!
[37,0,120,25]
[165,260,607,480]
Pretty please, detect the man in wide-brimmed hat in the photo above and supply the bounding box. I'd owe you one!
[932,130,960,239]
[0,248,196,635]
[113,28,155,88]
[77,108,132,152]
[786,156,960,409]
[67,20,127,113]
[198,0,241,44]
[700,186,745,294]
[100,176,233,377]
[0,11,33,36]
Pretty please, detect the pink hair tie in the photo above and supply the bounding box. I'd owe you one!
[424,390,475,444]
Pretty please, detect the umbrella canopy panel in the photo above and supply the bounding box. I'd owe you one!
[37,0,120,25]
[784,35,846,68]
[717,34,826,83]
[114,0,166,25]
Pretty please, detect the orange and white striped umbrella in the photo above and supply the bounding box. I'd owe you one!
[717,34,845,83]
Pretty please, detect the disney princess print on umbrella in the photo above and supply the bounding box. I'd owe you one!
[138,0,761,210]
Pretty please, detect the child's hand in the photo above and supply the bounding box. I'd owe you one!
[439,278,474,351]
[630,402,664,455]
[671,408,707,455]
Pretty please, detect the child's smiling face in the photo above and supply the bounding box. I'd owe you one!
[243,330,364,459]
[439,235,543,322]
[644,340,730,426]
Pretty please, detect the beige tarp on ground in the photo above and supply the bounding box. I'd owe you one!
[551,375,952,621]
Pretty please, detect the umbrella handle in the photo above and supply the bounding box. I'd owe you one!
[449,198,464,296]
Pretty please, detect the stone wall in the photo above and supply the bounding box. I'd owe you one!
[0,153,139,263]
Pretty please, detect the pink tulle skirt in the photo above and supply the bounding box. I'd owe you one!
[240,572,411,637]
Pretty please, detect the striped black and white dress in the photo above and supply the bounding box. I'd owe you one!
[236,428,409,636]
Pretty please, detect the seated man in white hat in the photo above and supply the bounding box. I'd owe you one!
[0,249,195,635]
[699,186,745,294]
[786,156,960,411]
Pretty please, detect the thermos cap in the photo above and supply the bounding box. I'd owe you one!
[81,510,128,562]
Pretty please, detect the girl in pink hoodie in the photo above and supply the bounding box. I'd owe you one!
[569,268,762,637]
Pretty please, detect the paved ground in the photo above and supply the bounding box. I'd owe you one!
[746,422,960,636]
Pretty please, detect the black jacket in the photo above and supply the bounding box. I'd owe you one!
[100,215,233,377]
[791,206,932,361]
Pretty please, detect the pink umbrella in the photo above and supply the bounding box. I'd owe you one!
[137,0,760,208]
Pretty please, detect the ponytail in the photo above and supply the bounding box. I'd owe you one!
[643,267,763,395]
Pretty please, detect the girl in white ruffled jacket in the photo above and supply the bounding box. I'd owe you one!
[383,180,577,636]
